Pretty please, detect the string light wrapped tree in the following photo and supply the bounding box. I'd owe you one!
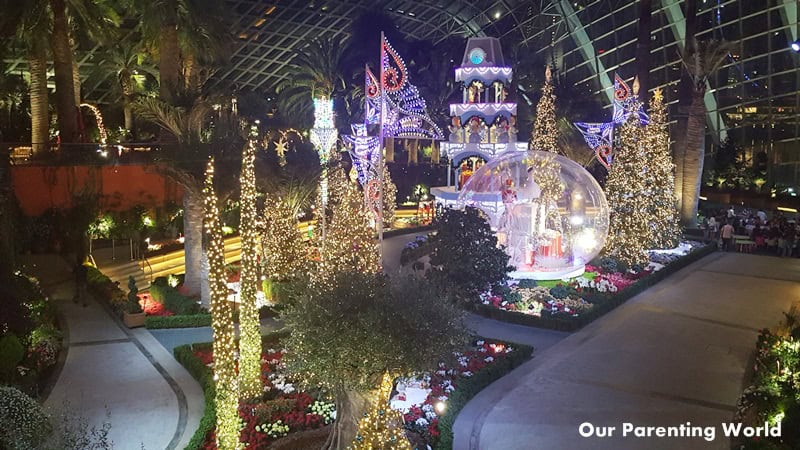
[350,372,411,450]
[316,180,380,279]
[531,66,559,154]
[282,272,467,450]
[203,157,239,449]
[381,163,397,228]
[261,194,309,303]
[643,89,682,249]
[237,133,262,400]
[604,101,651,268]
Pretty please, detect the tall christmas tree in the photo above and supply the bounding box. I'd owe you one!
[238,135,263,400]
[644,89,682,249]
[262,194,308,282]
[350,373,411,450]
[381,163,397,228]
[316,179,380,279]
[531,66,559,154]
[203,158,239,450]
[604,102,651,268]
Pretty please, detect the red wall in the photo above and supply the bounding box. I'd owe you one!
[11,164,184,216]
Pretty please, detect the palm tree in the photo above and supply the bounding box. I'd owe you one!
[94,42,157,137]
[50,0,80,144]
[133,0,228,104]
[3,1,50,153]
[277,37,348,128]
[136,95,244,304]
[136,96,210,302]
[677,39,735,226]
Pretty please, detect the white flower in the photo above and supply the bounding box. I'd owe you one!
[484,356,494,363]
[476,340,485,346]
[462,371,473,377]
[415,417,429,427]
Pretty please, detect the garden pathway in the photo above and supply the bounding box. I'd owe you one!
[455,252,800,450]
[19,254,204,450]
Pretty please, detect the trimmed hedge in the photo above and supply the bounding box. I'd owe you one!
[149,282,201,315]
[144,314,211,329]
[174,329,292,450]
[434,341,533,450]
[471,243,718,332]
[85,265,127,313]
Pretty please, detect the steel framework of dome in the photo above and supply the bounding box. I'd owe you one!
[2,0,798,185]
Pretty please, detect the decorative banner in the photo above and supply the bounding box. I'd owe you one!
[343,124,380,186]
[574,73,648,169]
[379,36,444,140]
[381,39,407,92]
[364,66,381,125]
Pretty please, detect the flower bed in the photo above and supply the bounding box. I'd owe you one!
[0,272,62,397]
[390,339,532,449]
[473,241,715,332]
[734,309,800,449]
[175,332,531,449]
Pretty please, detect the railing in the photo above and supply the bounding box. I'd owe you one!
[139,255,154,285]
[1,142,160,166]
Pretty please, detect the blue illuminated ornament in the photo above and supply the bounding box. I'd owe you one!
[574,74,648,169]
[469,47,486,64]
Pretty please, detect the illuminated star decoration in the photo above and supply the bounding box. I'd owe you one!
[574,74,648,169]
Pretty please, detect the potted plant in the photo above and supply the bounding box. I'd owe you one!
[122,276,146,328]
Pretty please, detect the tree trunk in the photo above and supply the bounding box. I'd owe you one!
[123,103,134,137]
[50,0,79,144]
[680,89,707,226]
[183,188,208,305]
[72,59,81,107]
[636,0,652,105]
[159,0,181,104]
[325,389,375,450]
[674,0,698,211]
[28,44,49,154]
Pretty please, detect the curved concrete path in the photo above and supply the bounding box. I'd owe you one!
[455,252,800,450]
[20,255,204,450]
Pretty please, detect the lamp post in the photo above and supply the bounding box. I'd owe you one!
[309,97,338,239]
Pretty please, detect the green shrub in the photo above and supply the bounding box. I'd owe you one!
[126,277,143,314]
[85,266,126,312]
[149,283,200,315]
[0,386,52,449]
[145,314,211,329]
[549,285,569,299]
[433,341,532,450]
[0,333,25,380]
[516,279,537,289]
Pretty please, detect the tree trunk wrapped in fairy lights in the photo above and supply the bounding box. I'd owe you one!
[203,158,238,449]
[237,136,262,400]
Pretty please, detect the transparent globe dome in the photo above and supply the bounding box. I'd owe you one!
[457,151,609,280]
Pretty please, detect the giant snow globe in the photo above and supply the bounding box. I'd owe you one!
[457,151,609,280]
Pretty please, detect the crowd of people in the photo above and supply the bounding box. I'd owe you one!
[702,205,799,257]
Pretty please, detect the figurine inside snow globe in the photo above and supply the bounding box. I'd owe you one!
[457,150,610,280]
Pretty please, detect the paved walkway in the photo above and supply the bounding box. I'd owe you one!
[454,252,800,450]
[19,254,204,450]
